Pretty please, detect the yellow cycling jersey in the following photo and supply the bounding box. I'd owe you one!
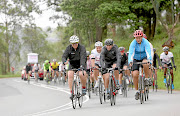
[51,62,59,70]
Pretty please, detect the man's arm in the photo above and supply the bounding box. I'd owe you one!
[80,45,87,68]
[100,47,106,68]
[62,46,69,64]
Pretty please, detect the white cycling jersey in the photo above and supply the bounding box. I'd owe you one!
[90,49,101,66]
[160,52,173,64]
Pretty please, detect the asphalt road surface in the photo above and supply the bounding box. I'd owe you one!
[0,77,180,116]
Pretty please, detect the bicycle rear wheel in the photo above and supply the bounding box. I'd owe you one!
[72,81,77,109]
[170,75,172,94]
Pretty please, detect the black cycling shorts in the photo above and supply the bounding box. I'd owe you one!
[102,61,117,75]
[132,57,147,71]
[162,63,173,69]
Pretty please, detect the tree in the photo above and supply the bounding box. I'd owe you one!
[0,0,41,73]
[151,0,180,48]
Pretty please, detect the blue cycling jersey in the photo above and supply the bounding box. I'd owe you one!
[128,38,152,64]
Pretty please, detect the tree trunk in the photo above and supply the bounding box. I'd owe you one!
[151,10,156,39]
[162,29,174,48]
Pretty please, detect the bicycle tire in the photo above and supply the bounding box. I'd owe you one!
[109,78,113,106]
[113,80,116,105]
[87,76,91,99]
[155,80,158,92]
[99,79,103,104]
[170,75,172,94]
[72,81,77,109]
[78,82,83,108]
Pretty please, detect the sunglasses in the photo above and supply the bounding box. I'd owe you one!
[72,42,78,45]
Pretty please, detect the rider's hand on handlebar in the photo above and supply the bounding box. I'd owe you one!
[129,62,133,67]
[174,65,176,69]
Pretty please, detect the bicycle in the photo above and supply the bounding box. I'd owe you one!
[162,66,176,94]
[128,69,134,90]
[120,68,130,98]
[61,68,66,85]
[86,69,92,99]
[107,68,117,106]
[134,62,149,104]
[71,68,85,109]
[45,71,50,84]
[53,70,58,84]
[151,66,158,92]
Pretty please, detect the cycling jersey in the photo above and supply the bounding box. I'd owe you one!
[128,38,152,64]
[44,63,51,71]
[26,65,32,73]
[91,49,101,66]
[34,64,40,71]
[160,52,173,64]
[100,45,120,68]
[62,43,87,69]
[153,53,160,68]
[87,58,92,69]
[51,62,59,70]
[119,53,128,68]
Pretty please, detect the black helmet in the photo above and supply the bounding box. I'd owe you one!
[153,48,156,52]
[105,39,113,45]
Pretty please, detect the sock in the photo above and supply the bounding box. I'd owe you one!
[116,80,120,85]
[164,74,166,79]
[82,86,86,89]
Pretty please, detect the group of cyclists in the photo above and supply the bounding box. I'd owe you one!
[23,29,176,102]
[61,30,176,101]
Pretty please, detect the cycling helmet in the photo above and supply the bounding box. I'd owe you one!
[45,60,49,63]
[86,51,90,56]
[95,41,103,47]
[143,34,147,39]
[69,35,79,43]
[105,39,113,45]
[119,47,125,52]
[133,30,143,37]
[53,59,56,62]
[163,46,169,51]
[153,48,156,52]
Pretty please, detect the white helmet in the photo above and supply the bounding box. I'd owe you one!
[53,59,56,62]
[163,46,169,51]
[95,41,103,47]
[69,35,79,43]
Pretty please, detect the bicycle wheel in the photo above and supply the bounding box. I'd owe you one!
[99,79,103,104]
[170,75,172,94]
[113,80,116,105]
[28,76,30,84]
[87,76,91,99]
[78,83,83,108]
[109,78,114,106]
[72,81,77,109]
[167,75,170,94]
[155,80,158,92]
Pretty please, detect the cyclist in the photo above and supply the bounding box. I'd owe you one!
[62,35,87,99]
[91,41,103,89]
[143,33,154,86]
[51,59,59,82]
[118,47,129,95]
[43,60,51,81]
[25,63,32,80]
[100,39,120,98]
[152,48,161,80]
[33,63,41,81]
[128,30,152,100]
[160,46,176,89]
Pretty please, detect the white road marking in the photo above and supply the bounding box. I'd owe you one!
[14,79,89,116]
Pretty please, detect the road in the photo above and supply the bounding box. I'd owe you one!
[0,77,180,116]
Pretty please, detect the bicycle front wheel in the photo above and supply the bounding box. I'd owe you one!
[72,81,77,109]
[99,79,103,104]
[109,78,114,106]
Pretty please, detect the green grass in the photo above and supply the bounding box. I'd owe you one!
[0,74,21,78]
